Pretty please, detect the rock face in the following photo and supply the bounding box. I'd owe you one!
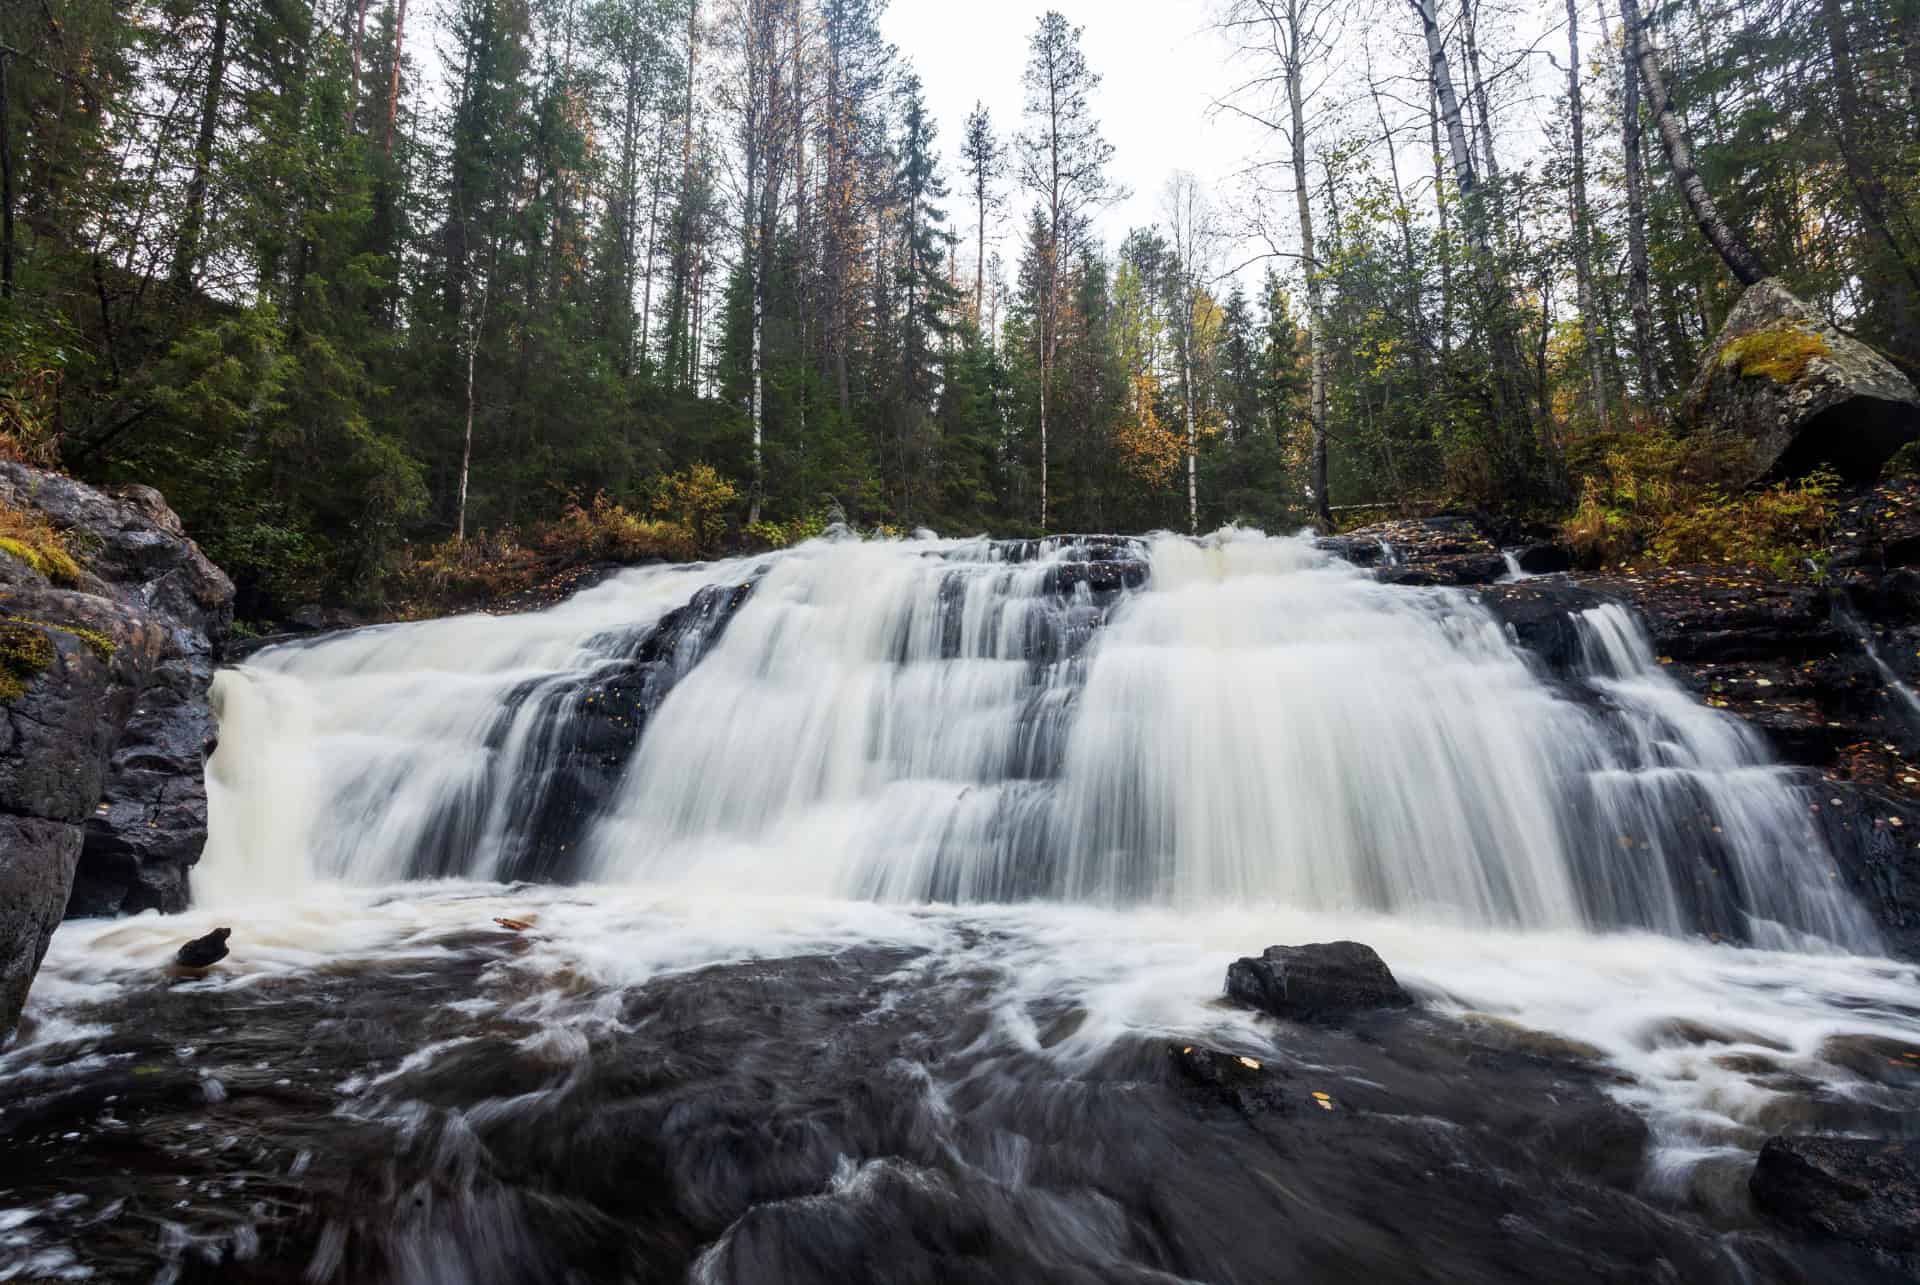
[1683,277,1920,484]
[1750,1135,1920,1251]
[1225,941,1413,1020]
[0,464,231,1033]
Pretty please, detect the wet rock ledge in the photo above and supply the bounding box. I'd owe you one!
[0,463,232,1033]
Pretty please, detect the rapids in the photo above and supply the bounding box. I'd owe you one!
[4,528,1919,1283]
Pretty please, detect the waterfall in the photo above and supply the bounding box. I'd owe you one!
[201,529,1875,950]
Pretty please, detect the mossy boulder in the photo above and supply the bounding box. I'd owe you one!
[1683,277,1920,485]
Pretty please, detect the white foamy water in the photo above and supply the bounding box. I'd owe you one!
[17,527,1920,1178]
[11,884,1918,1174]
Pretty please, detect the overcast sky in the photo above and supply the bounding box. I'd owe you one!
[876,0,1271,275]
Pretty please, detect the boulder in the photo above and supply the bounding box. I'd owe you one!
[1225,941,1413,1021]
[175,926,231,968]
[0,815,82,1033]
[1683,277,1920,485]
[1749,1134,1920,1251]
[0,464,231,1036]
[0,463,232,920]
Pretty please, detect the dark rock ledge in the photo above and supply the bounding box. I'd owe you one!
[0,463,231,1035]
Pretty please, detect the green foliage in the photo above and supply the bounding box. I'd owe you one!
[0,309,72,467]
[1563,427,1838,577]
[745,511,831,550]
[653,465,737,555]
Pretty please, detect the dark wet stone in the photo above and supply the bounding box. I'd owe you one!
[1169,1044,1290,1116]
[0,814,81,1032]
[1750,1134,1920,1251]
[1529,1102,1650,1189]
[174,926,231,968]
[0,465,233,1034]
[1225,941,1413,1020]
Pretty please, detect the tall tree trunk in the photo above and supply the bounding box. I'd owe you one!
[172,0,232,293]
[1367,50,1422,373]
[457,270,490,543]
[1430,79,1451,363]
[745,8,764,526]
[384,0,408,156]
[1821,0,1920,354]
[975,173,987,327]
[640,111,670,366]
[1900,0,1920,137]
[1566,0,1608,429]
[1413,0,1544,494]
[345,0,372,133]
[1,48,13,302]
[1182,305,1197,534]
[1597,0,1658,402]
[1460,0,1500,185]
[1287,6,1330,525]
[1619,0,1767,286]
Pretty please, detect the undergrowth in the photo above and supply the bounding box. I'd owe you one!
[0,503,83,584]
[1563,427,1838,578]
[390,466,741,612]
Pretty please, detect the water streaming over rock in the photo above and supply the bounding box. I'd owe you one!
[203,529,1871,949]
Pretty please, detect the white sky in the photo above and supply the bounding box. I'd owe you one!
[877,0,1271,273]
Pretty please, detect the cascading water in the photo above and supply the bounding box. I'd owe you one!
[8,528,1920,1285]
[201,529,1871,949]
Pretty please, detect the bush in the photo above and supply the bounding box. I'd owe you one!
[1563,426,1836,577]
[540,492,697,563]
[653,464,737,554]
[389,530,546,609]
[744,510,831,550]
[0,311,69,468]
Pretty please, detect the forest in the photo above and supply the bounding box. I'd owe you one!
[1,0,1915,616]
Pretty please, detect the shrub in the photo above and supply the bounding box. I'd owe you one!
[541,492,697,563]
[390,530,545,608]
[744,510,831,550]
[653,464,737,554]
[1563,426,1836,577]
[0,312,69,467]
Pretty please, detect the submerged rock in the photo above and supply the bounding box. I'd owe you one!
[1225,941,1413,1020]
[174,926,231,968]
[1170,1044,1290,1115]
[1750,1134,1920,1251]
[1683,278,1920,484]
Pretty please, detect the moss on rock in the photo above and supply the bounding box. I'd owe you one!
[0,615,119,703]
[0,621,55,702]
[1719,326,1832,385]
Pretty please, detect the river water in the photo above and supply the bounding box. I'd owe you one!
[3,530,1917,1282]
